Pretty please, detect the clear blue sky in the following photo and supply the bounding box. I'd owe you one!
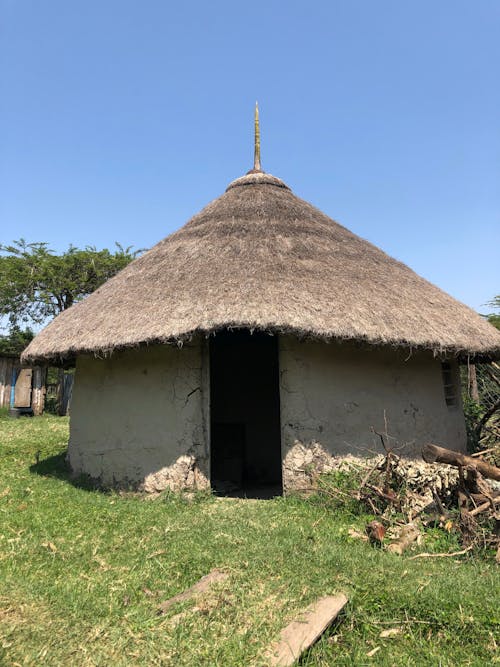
[1,0,499,313]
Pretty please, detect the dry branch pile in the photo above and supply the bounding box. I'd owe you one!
[315,441,500,561]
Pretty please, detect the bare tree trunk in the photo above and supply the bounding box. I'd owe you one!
[468,363,479,402]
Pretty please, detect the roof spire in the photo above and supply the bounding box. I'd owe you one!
[253,101,262,172]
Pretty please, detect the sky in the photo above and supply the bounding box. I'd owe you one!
[1,0,499,314]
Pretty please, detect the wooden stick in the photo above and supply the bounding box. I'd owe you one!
[469,496,500,517]
[264,594,348,666]
[358,460,380,492]
[157,569,228,615]
[471,447,498,458]
[422,443,500,482]
[431,486,447,516]
[484,366,500,388]
[365,483,398,505]
[361,494,381,515]
[408,545,474,560]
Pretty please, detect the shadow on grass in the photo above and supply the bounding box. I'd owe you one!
[29,452,104,492]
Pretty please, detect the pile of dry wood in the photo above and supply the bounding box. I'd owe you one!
[337,443,500,561]
[420,443,499,559]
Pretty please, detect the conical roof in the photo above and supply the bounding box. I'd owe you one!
[22,169,500,364]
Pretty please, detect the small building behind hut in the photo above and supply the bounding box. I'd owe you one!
[22,118,500,495]
[0,354,47,416]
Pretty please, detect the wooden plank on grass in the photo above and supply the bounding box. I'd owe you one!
[265,593,348,666]
[157,568,229,615]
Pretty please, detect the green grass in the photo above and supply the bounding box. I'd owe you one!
[0,414,499,666]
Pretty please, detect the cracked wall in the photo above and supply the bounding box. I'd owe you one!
[68,339,210,491]
[279,336,466,491]
[68,334,467,494]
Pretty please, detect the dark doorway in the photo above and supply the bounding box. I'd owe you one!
[209,329,282,497]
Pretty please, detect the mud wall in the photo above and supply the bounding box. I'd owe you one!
[68,339,210,491]
[279,337,466,491]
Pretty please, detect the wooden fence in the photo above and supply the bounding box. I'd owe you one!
[0,357,16,409]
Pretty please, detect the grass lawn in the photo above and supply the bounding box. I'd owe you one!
[0,412,499,666]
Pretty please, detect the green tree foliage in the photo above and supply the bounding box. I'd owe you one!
[487,294,500,330]
[0,326,34,356]
[0,240,143,329]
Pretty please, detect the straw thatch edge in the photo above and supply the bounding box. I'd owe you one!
[21,321,500,367]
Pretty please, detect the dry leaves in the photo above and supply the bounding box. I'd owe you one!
[379,627,402,638]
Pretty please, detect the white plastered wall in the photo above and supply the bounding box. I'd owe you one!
[68,339,210,491]
[279,336,466,490]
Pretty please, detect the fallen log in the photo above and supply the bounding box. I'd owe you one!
[422,444,500,482]
[157,568,229,615]
[264,593,348,666]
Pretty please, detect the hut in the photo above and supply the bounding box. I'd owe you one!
[22,111,500,494]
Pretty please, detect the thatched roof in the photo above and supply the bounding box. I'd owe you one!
[22,169,500,364]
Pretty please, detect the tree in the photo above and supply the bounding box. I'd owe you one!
[0,326,34,357]
[0,240,143,330]
[487,295,500,330]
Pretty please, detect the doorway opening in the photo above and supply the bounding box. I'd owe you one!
[209,329,282,498]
